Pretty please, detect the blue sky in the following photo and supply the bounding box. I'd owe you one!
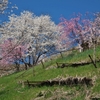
[6,0,100,24]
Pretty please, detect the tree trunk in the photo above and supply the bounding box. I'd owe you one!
[21,59,28,70]
[24,63,28,70]
[35,53,41,65]
[15,62,20,72]
[32,54,35,65]
[28,55,32,67]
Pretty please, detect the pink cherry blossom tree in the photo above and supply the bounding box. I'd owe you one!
[92,13,100,44]
[0,39,27,71]
[57,16,92,52]
[89,12,100,62]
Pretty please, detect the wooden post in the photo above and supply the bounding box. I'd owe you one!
[22,81,25,88]
[60,52,63,58]
[56,62,59,68]
[27,80,30,87]
[41,60,45,69]
[89,55,97,68]
[97,57,100,62]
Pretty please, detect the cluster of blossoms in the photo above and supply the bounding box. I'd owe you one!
[0,1,100,70]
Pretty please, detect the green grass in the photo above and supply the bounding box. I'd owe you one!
[0,46,100,100]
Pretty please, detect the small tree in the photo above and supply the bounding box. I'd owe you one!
[0,39,27,71]
[89,12,100,63]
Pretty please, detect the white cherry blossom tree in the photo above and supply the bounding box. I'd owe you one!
[1,11,58,65]
[0,0,8,14]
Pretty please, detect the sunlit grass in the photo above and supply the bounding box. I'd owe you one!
[0,46,100,100]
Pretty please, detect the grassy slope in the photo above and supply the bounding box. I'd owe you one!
[0,46,100,100]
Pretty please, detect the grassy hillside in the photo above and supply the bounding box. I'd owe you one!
[0,46,100,100]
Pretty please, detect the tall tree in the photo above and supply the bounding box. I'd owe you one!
[57,16,92,52]
[1,11,58,65]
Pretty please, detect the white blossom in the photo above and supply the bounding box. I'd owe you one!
[1,11,58,64]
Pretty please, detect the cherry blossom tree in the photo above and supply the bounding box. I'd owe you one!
[88,12,100,62]
[0,0,8,14]
[1,11,58,65]
[92,13,100,44]
[0,39,27,71]
[0,0,18,15]
[57,16,92,52]
[28,14,58,64]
